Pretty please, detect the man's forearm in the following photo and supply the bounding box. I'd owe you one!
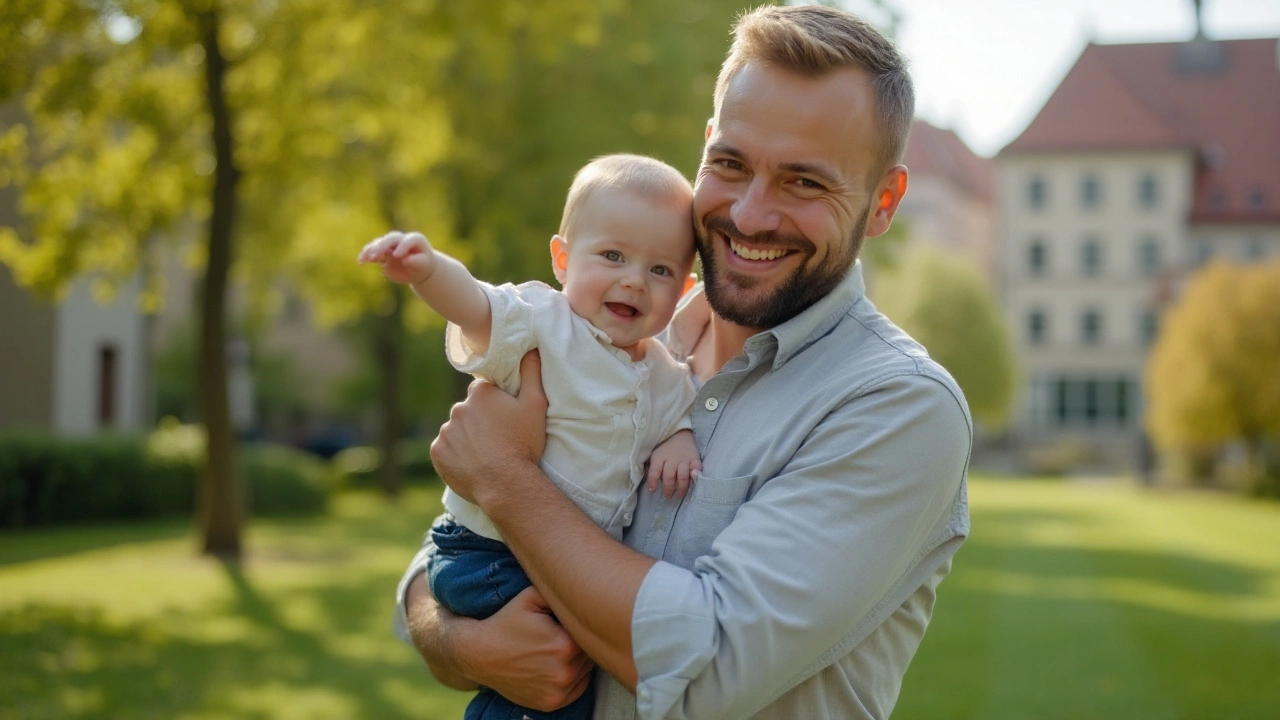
[404,571,481,691]
[477,460,656,691]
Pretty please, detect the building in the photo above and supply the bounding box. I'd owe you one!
[0,265,152,435]
[898,119,998,282]
[997,33,1280,469]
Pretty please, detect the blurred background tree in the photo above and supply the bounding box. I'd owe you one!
[1145,259,1280,496]
[0,0,765,554]
[873,244,1018,433]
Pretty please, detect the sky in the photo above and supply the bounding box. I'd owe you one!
[837,0,1280,157]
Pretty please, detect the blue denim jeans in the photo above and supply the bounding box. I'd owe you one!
[427,515,595,720]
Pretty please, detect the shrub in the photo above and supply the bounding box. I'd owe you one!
[0,427,330,530]
[332,439,436,489]
[241,444,331,517]
[0,431,193,529]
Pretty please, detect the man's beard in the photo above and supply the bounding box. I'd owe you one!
[696,205,870,329]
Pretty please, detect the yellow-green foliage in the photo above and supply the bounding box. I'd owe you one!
[874,244,1018,431]
[1145,259,1280,450]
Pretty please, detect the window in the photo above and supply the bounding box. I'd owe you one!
[1082,309,1103,345]
[1139,237,1161,276]
[98,344,118,429]
[1246,237,1266,261]
[1196,238,1213,266]
[1081,174,1102,210]
[1249,187,1266,210]
[1082,236,1103,276]
[1042,376,1138,427]
[1028,309,1048,345]
[1028,176,1047,210]
[1139,173,1159,209]
[1028,238,1048,275]
[1140,311,1159,346]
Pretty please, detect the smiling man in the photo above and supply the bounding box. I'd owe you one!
[396,5,971,719]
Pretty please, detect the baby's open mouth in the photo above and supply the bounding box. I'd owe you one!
[606,302,639,318]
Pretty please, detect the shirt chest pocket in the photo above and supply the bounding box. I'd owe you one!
[668,473,756,567]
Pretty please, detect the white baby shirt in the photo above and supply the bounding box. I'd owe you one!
[442,281,696,541]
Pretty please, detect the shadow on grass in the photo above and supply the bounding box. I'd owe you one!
[0,519,193,567]
[0,559,466,720]
[896,507,1280,720]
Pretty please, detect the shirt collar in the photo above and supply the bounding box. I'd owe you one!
[667,260,867,370]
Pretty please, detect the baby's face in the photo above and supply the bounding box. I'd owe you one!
[558,189,696,354]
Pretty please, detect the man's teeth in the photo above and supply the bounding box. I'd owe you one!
[729,239,788,261]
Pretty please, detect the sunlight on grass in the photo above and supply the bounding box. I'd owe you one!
[4,477,1279,719]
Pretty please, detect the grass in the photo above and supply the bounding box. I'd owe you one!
[1,477,1278,719]
[896,478,1280,720]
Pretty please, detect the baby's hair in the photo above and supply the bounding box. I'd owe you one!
[558,154,694,239]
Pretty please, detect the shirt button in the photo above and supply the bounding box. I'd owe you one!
[637,416,646,428]
[705,397,719,411]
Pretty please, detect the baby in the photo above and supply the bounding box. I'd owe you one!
[358,154,701,720]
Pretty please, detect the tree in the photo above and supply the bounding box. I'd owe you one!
[873,244,1018,432]
[0,0,612,544]
[0,0,269,557]
[1145,260,1280,493]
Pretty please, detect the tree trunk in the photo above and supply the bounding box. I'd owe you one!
[195,6,243,559]
[375,284,405,497]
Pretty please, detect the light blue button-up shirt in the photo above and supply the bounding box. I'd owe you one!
[396,262,971,720]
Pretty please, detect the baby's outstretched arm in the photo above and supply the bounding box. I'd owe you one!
[358,231,492,354]
[646,429,700,499]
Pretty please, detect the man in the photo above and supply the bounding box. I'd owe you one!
[396,5,971,719]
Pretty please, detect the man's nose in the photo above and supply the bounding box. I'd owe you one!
[730,178,782,237]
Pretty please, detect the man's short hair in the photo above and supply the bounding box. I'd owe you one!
[713,5,915,180]
[559,154,694,239]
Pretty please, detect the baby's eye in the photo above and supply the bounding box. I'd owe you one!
[651,265,671,277]
[602,250,623,262]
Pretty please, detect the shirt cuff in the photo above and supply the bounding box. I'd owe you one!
[632,561,717,720]
[392,541,435,645]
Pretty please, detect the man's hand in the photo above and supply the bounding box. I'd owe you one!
[405,574,593,712]
[431,350,549,507]
[357,231,437,286]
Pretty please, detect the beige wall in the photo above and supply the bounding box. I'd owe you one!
[0,264,55,430]
[51,275,151,435]
[998,149,1196,448]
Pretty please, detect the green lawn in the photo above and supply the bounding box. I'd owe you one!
[2,478,1278,719]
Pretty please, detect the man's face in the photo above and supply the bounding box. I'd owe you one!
[694,62,898,329]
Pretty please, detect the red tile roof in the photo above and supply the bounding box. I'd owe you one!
[1002,38,1280,223]
[903,119,993,202]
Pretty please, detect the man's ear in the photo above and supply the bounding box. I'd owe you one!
[705,119,714,141]
[682,272,698,297]
[549,235,570,286]
[866,165,908,238]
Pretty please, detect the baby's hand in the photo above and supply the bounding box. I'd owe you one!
[646,429,701,499]
[356,231,436,285]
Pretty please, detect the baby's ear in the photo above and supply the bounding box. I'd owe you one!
[682,272,698,297]
[549,235,569,286]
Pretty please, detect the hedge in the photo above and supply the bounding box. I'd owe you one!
[0,429,330,530]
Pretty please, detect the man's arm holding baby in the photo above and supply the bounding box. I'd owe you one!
[357,231,492,353]
[427,352,655,690]
[404,572,595,710]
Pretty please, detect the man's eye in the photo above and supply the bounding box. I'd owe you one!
[651,265,671,277]
[602,250,623,262]
[796,177,826,191]
[713,158,746,173]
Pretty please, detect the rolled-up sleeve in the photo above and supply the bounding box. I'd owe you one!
[631,372,970,720]
[392,532,436,645]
